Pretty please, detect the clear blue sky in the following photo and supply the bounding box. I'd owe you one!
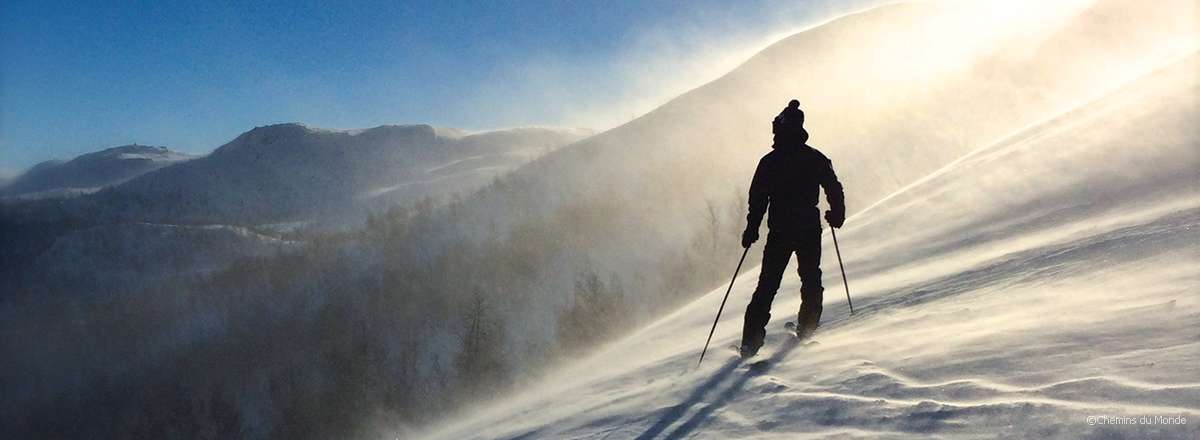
[1,0,875,171]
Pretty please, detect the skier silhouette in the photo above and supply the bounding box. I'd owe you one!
[739,99,845,358]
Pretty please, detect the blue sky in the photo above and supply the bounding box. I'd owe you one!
[0,0,876,171]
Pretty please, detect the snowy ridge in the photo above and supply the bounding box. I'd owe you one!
[420,53,1199,439]
[88,123,589,226]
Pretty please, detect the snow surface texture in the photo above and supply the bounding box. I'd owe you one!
[420,53,1199,439]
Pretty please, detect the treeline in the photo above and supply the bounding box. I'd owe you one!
[3,176,751,439]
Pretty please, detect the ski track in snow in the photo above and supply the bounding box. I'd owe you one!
[418,57,1200,439]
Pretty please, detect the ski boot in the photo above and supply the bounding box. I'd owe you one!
[738,343,760,359]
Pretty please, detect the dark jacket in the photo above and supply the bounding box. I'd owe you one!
[747,138,845,234]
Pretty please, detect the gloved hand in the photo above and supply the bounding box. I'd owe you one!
[741,228,759,248]
[825,209,845,228]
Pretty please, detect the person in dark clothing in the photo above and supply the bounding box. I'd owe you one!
[739,99,845,358]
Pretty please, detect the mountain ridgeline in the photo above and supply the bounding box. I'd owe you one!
[85,123,592,226]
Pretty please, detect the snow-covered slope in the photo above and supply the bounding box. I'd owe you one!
[1,145,194,200]
[421,52,1199,440]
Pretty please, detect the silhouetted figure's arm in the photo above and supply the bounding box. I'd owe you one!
[743,159,769,247]
[821,158,846,228]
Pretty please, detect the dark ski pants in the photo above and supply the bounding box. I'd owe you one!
[741,228,823,349]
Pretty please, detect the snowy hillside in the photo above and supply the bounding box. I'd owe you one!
[421,53,1199,440]
[0,144,194,200]
[346,0,1200,393]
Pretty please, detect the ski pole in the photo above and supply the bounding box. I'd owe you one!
[830,227,854,315]
[697,246,750,368]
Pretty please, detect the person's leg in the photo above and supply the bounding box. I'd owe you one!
[796,228,824,334]
[741,236,792,351]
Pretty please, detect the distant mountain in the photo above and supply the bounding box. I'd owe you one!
[0,124,587,300]
[1,145,195,200]
[86,124,591,226]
